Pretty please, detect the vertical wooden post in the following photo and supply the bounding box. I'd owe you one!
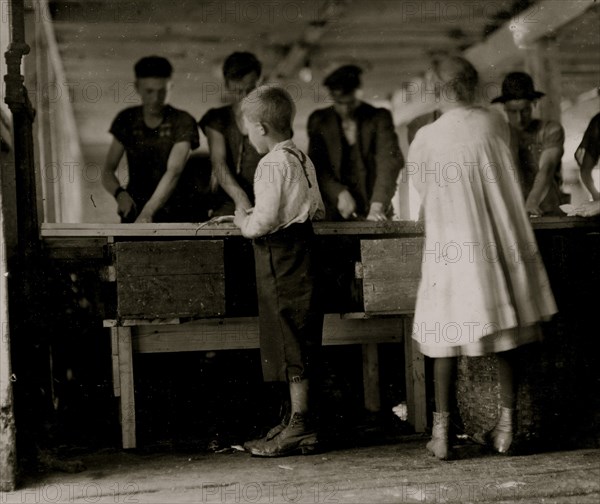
[525,37,562,122]
[117,327,136,449]
[362,343,380,412]
[404,316,427,433]
[2,0,41,488]
[0,160,17,492]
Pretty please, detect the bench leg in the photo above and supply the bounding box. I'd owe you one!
[116,326,136,449]
[362,343,380,412]
[404,317,427,432]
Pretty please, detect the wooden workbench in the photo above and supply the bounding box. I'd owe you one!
[40,217,599,449]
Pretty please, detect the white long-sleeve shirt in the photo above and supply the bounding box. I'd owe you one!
[239,139,325,239]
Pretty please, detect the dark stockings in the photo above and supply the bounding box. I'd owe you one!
[433,350,517,412]
[433,357,456,413]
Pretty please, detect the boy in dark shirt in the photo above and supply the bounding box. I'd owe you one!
[102,56,199,222]
[199,52,263,216]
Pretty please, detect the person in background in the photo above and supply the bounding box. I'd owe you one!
[307,65,403,221]
[102,56,200,223]
[492,72,566,217]
[575,111,600,202]
[234,85,325,457]
[199,52,263,216]
[408,57,557,460]
[569,111,600,217]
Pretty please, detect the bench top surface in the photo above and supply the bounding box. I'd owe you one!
[40,217,600,239]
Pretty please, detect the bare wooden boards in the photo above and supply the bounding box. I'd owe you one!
[115,240,225,319]
[361,237,423,314]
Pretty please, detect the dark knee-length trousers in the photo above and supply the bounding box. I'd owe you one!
[252,221,324,383]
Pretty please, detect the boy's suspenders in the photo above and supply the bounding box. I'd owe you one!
[281,147,312,188]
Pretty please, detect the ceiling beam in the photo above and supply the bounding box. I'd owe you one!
[465,0,597,81]
[394,0,597,126]
[267,0,347,80]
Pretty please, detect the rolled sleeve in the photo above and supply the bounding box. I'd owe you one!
[241,160,283,238]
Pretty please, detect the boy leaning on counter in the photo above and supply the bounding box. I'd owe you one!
[233,85,326,457]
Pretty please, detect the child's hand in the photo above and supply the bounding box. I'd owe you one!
[116,190,136,221]
[337,189,357,220]
[367,202,387,221]
[233,209,248,228]
[525,201,543,217]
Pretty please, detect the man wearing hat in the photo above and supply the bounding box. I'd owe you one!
[492,72,566,216]
[307,65,403,220]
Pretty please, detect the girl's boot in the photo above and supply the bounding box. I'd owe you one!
[490,407,514,454]
[426,412,451,460]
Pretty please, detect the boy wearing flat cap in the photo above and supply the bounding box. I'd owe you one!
[307,65,404,221]
[493,72,566,216]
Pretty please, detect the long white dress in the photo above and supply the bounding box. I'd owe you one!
[408,106,557,357]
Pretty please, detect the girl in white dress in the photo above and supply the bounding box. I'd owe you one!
[408,56,557,460]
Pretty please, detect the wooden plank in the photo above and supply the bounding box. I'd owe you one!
[110,328,120,397]
[121,318,180,327]
[361,238,423,314]
[39,217,600,239]
[115,241,224,277]
[0,135,16,493]
[465,0,596,75]
[117,274,225,319]
[42,237,107,260]
[117,327,136,449]
[115,240,225,319]
[362,343,380,413]
[404,317,427,433]
[132,315,403,353]
[111,355,120,398]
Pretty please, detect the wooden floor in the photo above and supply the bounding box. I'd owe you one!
[5,438,600,503]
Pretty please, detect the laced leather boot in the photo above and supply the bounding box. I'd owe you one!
[248,412,318,457]
[243,407,291,452]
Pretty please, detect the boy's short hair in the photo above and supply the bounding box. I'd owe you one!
[323,64,362,94]
[241,85,295,135]
[134,56,173,79]
[223,52,262,81]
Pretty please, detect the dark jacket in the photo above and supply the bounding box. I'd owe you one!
[307,102,403,218]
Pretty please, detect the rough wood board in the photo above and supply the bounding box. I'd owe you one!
[132,315,404,353]
[361,238,423,313]
[115,241,225,319]
[362,343,381,412]
[39,217,599,239]
[117,274,225,319]
[42,237,107,260]
[115,241,224,277]
[117,327,135,449]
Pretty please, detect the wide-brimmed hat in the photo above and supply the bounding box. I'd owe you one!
[491,72,545,103]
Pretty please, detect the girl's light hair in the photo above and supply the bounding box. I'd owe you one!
[433,56,479,104]
[241,85,296,135]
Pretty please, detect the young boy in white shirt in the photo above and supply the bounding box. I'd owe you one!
[234,85,325,457]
